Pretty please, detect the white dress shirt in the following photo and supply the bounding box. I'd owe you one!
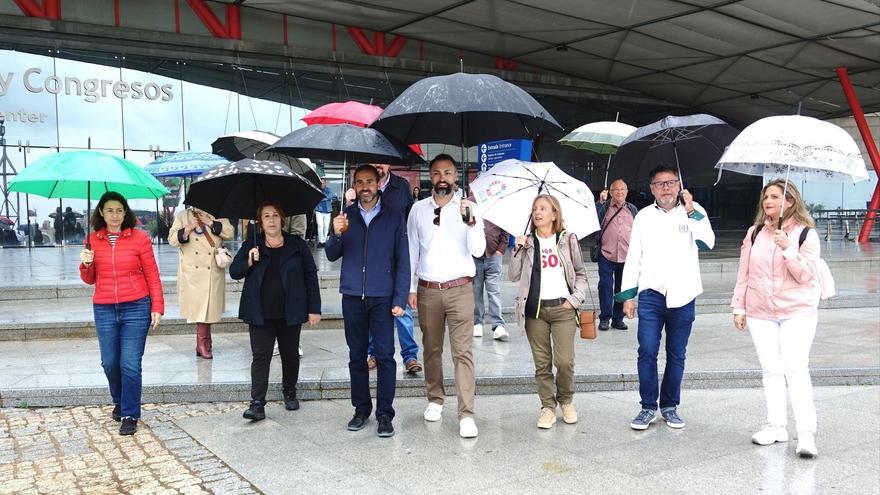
[619,201,715,308]
[407,194,487,292]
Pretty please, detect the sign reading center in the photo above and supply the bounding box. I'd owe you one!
[479,139,532,172]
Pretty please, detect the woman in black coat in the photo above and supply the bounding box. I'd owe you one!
[230,201,321,421]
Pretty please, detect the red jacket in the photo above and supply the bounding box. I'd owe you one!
[79,228,164,314]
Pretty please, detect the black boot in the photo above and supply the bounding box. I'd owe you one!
[283,392,300,411]
[119,417,138,436]
[243,400,266,421]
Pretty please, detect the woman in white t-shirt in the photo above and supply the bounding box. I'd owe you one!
[509,194,588,429]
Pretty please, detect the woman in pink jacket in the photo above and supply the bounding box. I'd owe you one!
[731,179,820,458]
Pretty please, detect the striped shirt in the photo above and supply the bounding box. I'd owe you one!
[107,233,120,247]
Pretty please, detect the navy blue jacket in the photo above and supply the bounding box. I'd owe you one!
[229,232,321,326]
[381,173,415,219]
[324,201,410,309]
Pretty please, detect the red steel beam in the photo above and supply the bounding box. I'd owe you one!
[836,67,880,242]
[13,0,61,19]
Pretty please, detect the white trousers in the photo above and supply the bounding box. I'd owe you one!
[748,314,817,434]
[316,212,331,243]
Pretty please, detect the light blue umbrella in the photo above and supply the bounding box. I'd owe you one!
[144,151,228,177]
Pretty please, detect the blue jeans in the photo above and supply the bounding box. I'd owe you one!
[636,290,695,410]
[597,254,625,322]
[368,306,419,363]
[93,296,151,419]
[343,295,396,418]
[473,255,504,327]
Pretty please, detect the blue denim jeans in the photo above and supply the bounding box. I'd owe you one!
[636,290,695,410]
[343,295,396,418]
[93,296,151,419]
[368,306,419,363]
[473,255,504,328]
[597,253,625,322]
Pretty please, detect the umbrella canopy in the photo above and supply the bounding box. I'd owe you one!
[715,115,868,183]
[185,159,324,220]
[470,159,600,239]
[251,150,321,187]
[302,101,383,127]
[558,121,636,155]
[0,215,13,226]
[267,124,423,166]
[211,131,280,161]
[9,150,169,200]
[144,151,228,177]
[371,73,563,147]
[610,114,739,185]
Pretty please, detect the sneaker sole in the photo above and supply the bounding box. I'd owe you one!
[424,414,442,422]
[630,416,657,430]
[562,417,578,424]
[665,420,685,429]
[347,422,368,431]
[243,414,265,421]
[377,430,395,438]
[797,451,817,459]
[493,334,509,341]
[537,420,556,429]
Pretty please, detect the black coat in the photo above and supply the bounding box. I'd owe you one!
[229,232,321,326]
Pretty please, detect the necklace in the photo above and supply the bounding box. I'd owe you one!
[265,235,284,248]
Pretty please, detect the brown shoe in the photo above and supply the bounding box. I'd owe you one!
[196,324,212,359]
[367,355,377,370]
[405,359,423,374]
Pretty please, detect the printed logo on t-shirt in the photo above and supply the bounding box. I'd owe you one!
[678,223,689,234]
[541,247,559,269]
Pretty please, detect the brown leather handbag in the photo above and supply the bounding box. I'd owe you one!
[565,234,597,340]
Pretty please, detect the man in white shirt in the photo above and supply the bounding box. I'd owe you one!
[408,154,486,438]
[614,165,715,431]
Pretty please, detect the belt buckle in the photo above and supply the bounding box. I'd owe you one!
[438,281,447,291]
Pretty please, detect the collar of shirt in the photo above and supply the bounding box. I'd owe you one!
[358,198,382,226]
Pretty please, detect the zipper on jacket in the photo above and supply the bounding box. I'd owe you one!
[111,236,119,305]
[361,213,373,300]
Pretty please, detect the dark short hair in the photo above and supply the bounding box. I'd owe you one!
[430,153,457,169]
[648,164,679,182]
[91,191,136,231]
[353,164,380,181]
[256,201,286,228]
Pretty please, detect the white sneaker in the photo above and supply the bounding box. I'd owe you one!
[796,432,818,458]
[423,402,443,422]
[459,417,478,438]
[492,325,510,341]
[751,425,789,446]
[298,345,303,357]
[473,324,483,337]
[273,343,280,356]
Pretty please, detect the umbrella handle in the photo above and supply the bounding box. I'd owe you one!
[461,206,472,225]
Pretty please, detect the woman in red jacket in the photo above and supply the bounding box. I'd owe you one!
[80,191,164,436]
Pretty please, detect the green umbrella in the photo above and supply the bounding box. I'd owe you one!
[9,150,169,247]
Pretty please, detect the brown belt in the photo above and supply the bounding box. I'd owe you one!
[541,297,567,307]
[418,276,473,290]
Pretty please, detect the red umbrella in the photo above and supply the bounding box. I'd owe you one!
[302,101,423,157]
[0,215,14,226]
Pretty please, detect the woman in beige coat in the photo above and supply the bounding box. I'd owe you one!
[509,194,588,429]
[168,207,234,359]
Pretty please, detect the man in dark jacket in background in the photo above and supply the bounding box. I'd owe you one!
[348,164,422,373]
[326,164,410,438]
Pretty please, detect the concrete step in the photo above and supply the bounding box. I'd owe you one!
[2,367,876,408]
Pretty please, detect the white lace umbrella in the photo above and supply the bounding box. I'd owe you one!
[470,159,600,239]
[715,115,868,183]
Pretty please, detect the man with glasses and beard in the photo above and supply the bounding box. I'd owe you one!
[615,165,715,432]
[407,154,486,438]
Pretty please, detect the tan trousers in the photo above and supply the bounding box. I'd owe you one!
[525,304,577,409]
[417,283,476,419]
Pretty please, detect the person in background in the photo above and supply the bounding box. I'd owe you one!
[732,179,821,458]
[615,165,715,431]
[595,180,638,331]
[168,207,234,359]
[315,177,337,247]
[472,218,510,341]
[412,186,422,201]
[230,202,321,422]
[79,191,163,436]
[509,194,587,429]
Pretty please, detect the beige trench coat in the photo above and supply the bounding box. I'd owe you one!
[168,209,234,323]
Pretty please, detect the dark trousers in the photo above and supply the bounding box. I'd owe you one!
[249,319,301,403]
[597,254,625,322]
[342,295,396,419]
[636,289,695,410]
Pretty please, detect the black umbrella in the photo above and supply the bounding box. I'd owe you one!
[211,131,280,161]
[609,114,739,186]
[370,72,562,210]
[184,159,324,220]
[265,123,424,194]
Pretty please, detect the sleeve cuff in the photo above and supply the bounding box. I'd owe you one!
[211,221,223,236]
[782,245,798,259]
[732,308,746,315]
[176,229,189,244]
[614,287,638,302]
[688,209,705,221]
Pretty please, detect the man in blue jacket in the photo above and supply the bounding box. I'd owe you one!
[326,164,410,438]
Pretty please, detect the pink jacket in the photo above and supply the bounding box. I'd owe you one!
[731,220,819,320]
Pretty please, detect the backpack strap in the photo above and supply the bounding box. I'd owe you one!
[798,226,810,247]
[750,225,760,245]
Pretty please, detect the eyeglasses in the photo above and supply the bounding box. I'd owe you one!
[433,207,441,226]
[649,179,680,189]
